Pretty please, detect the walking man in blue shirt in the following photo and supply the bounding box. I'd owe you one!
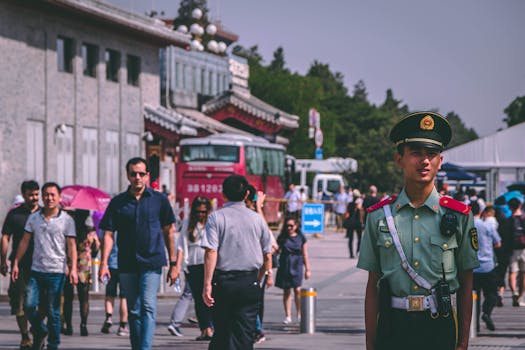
[99,157,177,350]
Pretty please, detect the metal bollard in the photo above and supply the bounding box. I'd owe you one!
[300,287,317,334]
[91,257,100,293]
[470,290,477,339]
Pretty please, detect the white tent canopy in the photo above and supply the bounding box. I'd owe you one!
[442,122,525,200]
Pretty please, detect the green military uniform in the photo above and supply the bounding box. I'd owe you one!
[357,187,479,296]
[357,111,480,350]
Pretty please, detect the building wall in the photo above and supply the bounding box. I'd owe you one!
[161,46,230,109]
[0,2,162,219]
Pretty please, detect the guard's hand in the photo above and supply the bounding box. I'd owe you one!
[99,264,111,283]
[0,261,8,276]
[11,264,19,282]
[256,191,266,210]
[167,265,180,286]
[203,283,214,307]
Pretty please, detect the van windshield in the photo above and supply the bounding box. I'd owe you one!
[327,180,342,194]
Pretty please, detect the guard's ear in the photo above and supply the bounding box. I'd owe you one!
[393,152,403,169]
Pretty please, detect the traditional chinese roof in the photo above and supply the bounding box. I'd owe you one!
[176,107,250,135]
[202,90,299,130]
[42,0,190,47]
[144,105,200,136]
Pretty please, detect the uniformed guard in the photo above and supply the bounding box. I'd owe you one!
[357,111,480,350]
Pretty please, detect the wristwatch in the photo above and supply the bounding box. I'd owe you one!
[169,261,177,267]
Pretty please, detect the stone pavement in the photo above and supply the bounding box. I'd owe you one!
[1,230,524,349]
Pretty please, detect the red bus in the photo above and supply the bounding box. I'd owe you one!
[176,133,286,223]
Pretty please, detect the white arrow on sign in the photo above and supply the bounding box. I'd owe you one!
[303,219,321,228]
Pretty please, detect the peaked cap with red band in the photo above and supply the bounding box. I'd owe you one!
[366,195,398,213]
[439,196,471,215]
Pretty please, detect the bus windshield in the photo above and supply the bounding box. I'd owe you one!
[181,145,240,162]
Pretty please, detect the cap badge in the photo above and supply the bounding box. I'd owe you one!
[420,115,435,130]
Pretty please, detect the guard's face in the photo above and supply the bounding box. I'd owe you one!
[127,162,149,192]
[395,145,443,185]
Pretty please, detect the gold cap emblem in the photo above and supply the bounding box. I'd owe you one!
[420,115,435,130]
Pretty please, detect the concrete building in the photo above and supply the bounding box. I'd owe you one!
[0,0,190,218]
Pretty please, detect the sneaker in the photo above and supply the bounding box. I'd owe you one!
[117,326,129,336]
[496,295,504,307]
[19,338,32,350]
[282,316,292,324]
[297,315,301,323]
[187,317,198,325]
[512,294,520,307]
[254,332,266,344]
[195,334,212,341]
[481,313,495,331]
[101,319,112,334]
[520,301,525,307]
[167,324,183,337]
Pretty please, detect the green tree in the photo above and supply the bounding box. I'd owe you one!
[173,0,210,29]
[503,96,525,127]
[445,111,478,149]
[268,47,288,73]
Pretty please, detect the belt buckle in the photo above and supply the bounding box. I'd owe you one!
[407,295,425,312]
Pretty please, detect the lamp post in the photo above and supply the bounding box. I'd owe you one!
[176,8,227,55]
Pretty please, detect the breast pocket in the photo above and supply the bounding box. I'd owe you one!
[376,234,397,272]
[430,235,458,273]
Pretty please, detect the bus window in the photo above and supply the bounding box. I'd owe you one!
[246,146,284,176]
[181,145,239,162]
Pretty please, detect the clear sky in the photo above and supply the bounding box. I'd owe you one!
[107,0,525,137]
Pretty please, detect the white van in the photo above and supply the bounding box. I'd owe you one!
[312,174,346,200]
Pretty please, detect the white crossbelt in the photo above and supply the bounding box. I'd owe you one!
[383,203,438,315]
[391,295,433,311]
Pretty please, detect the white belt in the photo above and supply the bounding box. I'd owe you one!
[391,294,456,312]
[391,295,434,312]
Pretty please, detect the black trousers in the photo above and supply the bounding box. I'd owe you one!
[208,270,260,350]
[377,308,457,350]
[473,270,498,317]
[187,265,213,331]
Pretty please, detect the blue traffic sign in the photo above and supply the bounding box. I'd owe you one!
[315,148,323,160]
[301,203,325,234]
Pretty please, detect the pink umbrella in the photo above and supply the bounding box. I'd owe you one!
[60,185,111,212]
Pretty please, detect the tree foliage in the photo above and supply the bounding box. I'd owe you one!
[445,111,478,149]
[503,96,525,127]
[234,45,478,192]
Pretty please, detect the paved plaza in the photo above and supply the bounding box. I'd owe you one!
[1,230,524,349]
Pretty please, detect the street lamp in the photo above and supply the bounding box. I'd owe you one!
[176,8,227,55]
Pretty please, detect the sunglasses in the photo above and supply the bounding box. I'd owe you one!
[129,171,148,177]
[286,224,295,228]
[196,210,208,214]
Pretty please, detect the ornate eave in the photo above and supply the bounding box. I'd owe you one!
[202,91,299,130]
[144,105,201,138]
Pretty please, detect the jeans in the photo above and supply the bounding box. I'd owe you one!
[169,277,193,327]
[120,268,161,350]
[25,271,66,350]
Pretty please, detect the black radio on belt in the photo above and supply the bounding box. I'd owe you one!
[434,264,452,316]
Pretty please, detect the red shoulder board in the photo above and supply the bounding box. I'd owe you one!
[439,196,471,215]
[366,195,398,213]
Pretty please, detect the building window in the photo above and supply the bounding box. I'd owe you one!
[57,36,74,73]
[201,68,206,94]
[182,64,187,89]
[208,71,213,95]
[105,49,121,82]
[175,62,181,89]
[217,73,221,93]
[192,66,197,93]
[57,125,74,186]
[124,133,140,186]
[82,43,98,77]
[223,74,228,92]
[82,128,98,187]
[27,121,44,184]
[127,54,141,86]
[105,131,119,194]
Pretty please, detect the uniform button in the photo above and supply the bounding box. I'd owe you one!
[414,261,420,267]
[385,241,391,248]
[414,237,420,243]
[443,243,448,249]
[414,215,419,220]
[413,285,419,291]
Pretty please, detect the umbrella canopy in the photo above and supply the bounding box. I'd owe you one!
[494,190,524,218]
[438,162,478,181]
[507,181,525,194]
[60,185,111,212]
